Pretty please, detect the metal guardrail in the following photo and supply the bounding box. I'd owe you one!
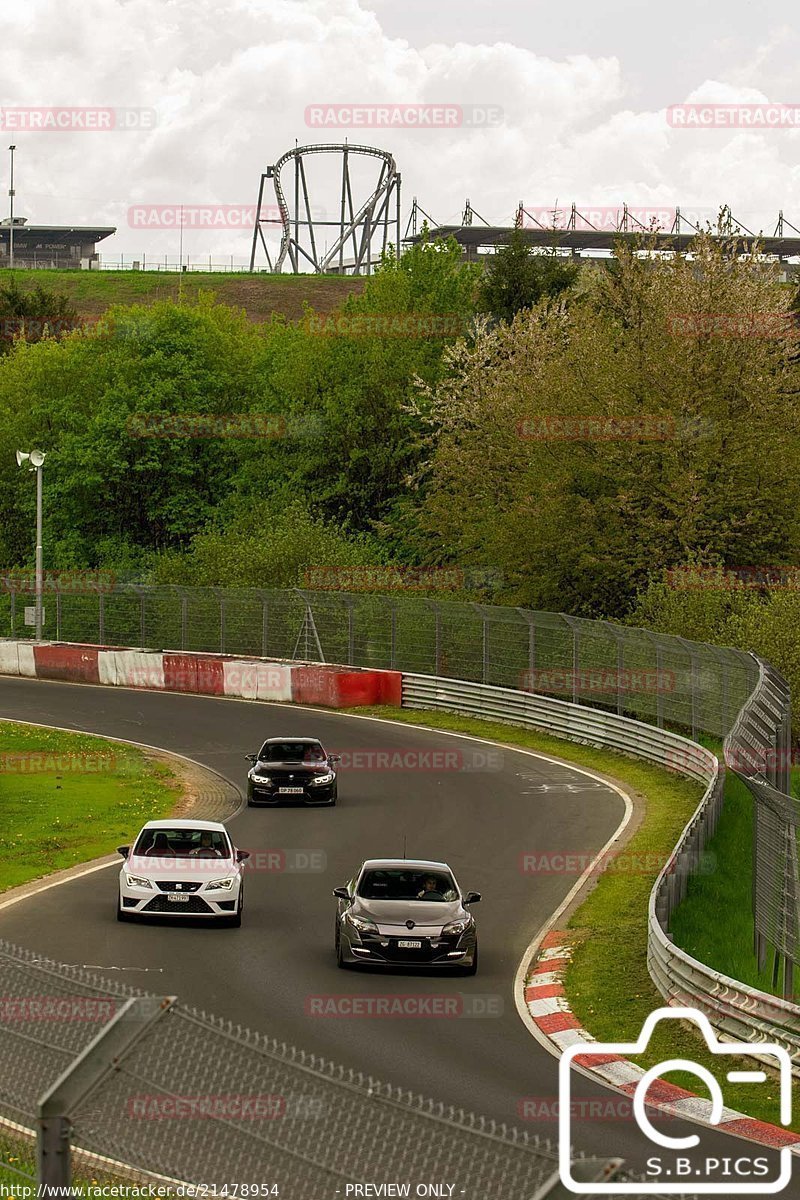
[401,673,800,1070]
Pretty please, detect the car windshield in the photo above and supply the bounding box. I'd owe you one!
[357,869,458,902]
[259,741,325,763]
[133,828,232,859]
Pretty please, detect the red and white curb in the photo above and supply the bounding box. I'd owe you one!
[526,930,800,1154]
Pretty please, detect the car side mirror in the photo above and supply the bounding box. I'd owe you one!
[464,891,481,905]
[245,753,257,764]
[329,754,341,764]
[332,886,350,900]
[117,845,130,858]
[236,849,250,862]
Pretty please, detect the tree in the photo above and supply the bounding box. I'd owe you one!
[0,279,78,355]
[419,234,800,616]
[477,226,580,323]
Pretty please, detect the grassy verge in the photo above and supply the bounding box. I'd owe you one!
[355,705,797,1129]
[669,767,800,997]
[0,720,181,892]
[0,268,364,324]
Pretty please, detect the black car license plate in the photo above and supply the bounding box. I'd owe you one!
[397,939,422,949]
[279,786,304,794]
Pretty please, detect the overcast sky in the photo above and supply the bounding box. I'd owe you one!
[3,0,800,264]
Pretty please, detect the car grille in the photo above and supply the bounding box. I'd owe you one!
[383,938,435,962]
[142,895,213,914]
[155,880,202,893]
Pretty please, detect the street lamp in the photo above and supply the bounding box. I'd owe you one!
[15,448,46,639]
[8,145,15,270]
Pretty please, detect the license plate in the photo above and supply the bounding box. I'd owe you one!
[167,893,191,903]
[279,786,304,794]
[398,939,422,949]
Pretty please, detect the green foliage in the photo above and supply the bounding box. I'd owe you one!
[150,497,384,588]
[477,226,580,321]
[420,235,800,615]
[0,279,78,355]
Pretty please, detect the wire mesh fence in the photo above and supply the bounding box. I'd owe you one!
[1,583,759,739]
[0,939,692,1198]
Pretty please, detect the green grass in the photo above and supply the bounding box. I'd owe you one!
[0,268,364,323]
[0,720,181,892]
[669,768,800,997]
[355,705,798,1129]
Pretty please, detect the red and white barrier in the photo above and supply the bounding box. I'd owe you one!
[0,641,401,710]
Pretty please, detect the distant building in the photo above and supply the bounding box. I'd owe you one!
[0,218,116,268]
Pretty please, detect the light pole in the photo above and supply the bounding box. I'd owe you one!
[8,145,15,269]
[15,449,46,639]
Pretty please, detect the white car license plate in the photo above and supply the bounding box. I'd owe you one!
[279,786,304,794]
[167,893,191,903]
[398,939,422,949]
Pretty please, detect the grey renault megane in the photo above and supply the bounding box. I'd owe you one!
[333,858,480,974]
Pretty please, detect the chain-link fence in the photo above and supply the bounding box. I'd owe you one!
[0,940,692,1198]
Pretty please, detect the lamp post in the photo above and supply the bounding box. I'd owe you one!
[8,145,15,269]
[15,449,46,639]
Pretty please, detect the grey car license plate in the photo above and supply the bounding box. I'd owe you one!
[398,939,422,949]
[279,786,304,794]
[167,893,191,903]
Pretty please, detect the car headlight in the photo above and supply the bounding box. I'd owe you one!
[348,913,378,935]
[442,918,470,937]
[125,874,153,890]
[206,877,236,891]
[250,773,273,784]
[309,771,335,785]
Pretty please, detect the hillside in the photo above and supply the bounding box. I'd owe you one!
[0,269,365,324]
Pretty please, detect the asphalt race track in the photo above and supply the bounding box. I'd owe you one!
[0,676,787,1182]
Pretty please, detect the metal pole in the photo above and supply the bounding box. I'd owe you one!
[8,145,15,269]
[35,462,43,640]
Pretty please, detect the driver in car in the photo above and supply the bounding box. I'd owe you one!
[191,830,221,858]
[417,875,445,900]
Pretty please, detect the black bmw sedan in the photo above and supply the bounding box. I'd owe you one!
[245,737,339,806]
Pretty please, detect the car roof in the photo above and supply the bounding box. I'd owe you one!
[360,858,452,871]
[262,736,323,743]
[140,819,228,832]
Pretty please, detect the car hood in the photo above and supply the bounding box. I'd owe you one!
[124,855,236,879]
[253,761,328,774]
[351,897,464,933]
